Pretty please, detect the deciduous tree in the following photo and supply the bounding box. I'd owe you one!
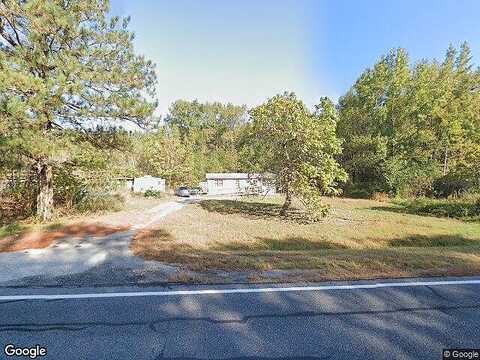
[248,93,347,218]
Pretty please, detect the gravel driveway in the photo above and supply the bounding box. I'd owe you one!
[0,199,191,286]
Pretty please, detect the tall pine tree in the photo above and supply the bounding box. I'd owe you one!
[0,0,157,220]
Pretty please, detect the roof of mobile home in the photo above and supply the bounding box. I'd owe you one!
[206,173,273,180]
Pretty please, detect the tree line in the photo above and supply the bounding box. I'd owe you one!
[338,44,480,198]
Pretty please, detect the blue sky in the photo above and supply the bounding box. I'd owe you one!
[111,0,480,114]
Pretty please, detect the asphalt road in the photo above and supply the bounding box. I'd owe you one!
[1,277,480,359]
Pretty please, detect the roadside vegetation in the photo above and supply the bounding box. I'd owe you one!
[132,195,480,280]
[391,195,480,221]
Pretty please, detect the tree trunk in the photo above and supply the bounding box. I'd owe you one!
[36,161,53,222]
[280,186,292,216]
[443,146,449,176]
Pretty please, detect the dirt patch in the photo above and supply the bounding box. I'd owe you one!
[50,223,130,237]
[0,232,59,253]
[0,223,130,253]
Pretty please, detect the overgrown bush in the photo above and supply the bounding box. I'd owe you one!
[53,168,87,209]
[343,182,386,199]
[0,173,37,223]
[75,193,125,213]
[394,195,480,220]
[144,190,164,198]
[433,173,475,198]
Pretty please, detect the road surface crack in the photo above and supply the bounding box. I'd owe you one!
[1,303,479,333]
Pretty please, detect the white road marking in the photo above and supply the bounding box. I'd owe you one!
[1,279,480,301]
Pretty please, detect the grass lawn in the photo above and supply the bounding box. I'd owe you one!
[132,195,480,281]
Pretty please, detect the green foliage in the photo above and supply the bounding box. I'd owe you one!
[165,100,247,139]
[384,155,441,197]
[75,193,125,214]
[338,43,480,197]
[0,0,157,220]
[343,183,382,199]
[432,172,477,198]
[132,100,250,188]
[53,167,87,209]
[247,93,347,219]
[0,222,24,239]
[394,196,480,220]
[144,190,164,198]
[133,128,197,187]
[165,100,248,176]
[0,174,37,222]
[340,135,389,196]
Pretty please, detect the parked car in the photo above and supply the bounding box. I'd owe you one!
[175,186,190,197]
[189,187,202,195]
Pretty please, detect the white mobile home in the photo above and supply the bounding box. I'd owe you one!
[132,176,166,193]
[205,173,275,196]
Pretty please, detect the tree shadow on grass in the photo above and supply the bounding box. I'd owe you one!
[388,234,479,248]
[215,236,347,251]
[199,199,310,224]
[368,203,480,222]
[131,227,480,279]
[368,205,435,218]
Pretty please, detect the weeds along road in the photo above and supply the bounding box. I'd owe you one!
[1,277,480,359]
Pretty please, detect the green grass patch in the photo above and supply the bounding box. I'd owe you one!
[392,196,480,220]
[0,223,25,239]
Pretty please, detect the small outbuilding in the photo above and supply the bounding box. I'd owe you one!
[132,176,166,193]
[205,173,275,196]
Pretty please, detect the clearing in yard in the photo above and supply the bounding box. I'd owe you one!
[132,195,480,281]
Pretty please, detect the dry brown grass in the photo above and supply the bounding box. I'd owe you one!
[131,195,480,280]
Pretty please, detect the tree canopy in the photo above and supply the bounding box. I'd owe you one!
[247,92,347,218]
[0,0,157,220]
[338,43,480,198]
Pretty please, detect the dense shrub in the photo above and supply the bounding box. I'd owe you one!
[394,195,480,220]
[144,190,164,198]
[75,193,125,213]
[0,173,37,223]
[433,173,475,198]
[53,168,87,209]
[343,182,387,199]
